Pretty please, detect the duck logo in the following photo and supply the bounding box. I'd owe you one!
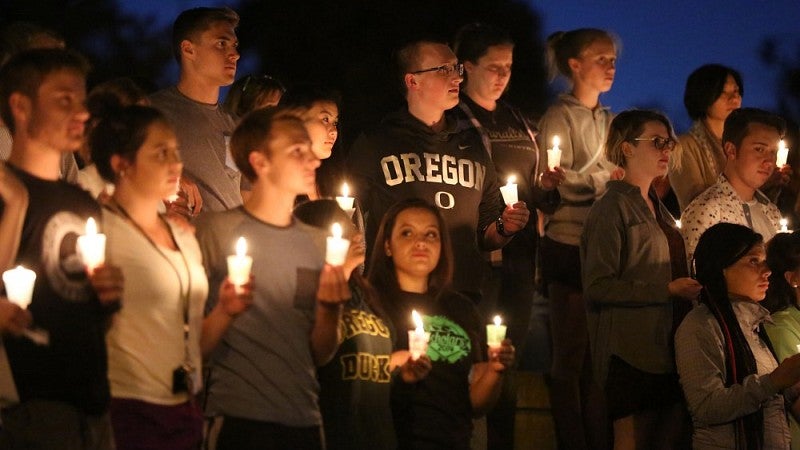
[423,314,471,364]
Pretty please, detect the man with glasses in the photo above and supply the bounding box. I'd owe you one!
[681,107,785,258]
[347,38,529,303]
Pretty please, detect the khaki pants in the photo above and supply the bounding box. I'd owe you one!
[0,400,115,450]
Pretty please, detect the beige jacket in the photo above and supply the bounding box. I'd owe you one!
[670,121,726,211]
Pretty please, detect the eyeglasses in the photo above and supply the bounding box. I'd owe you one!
[410,63,464,77]
[634,136,676,151]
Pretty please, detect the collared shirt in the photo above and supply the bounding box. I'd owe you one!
[675,300,790,450]
[681,174,781,259]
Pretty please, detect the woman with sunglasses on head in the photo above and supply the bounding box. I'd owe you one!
[676,223,800,449]
[223,74,285,120]
[90,105,248,450]
[538,27,623,450]
[582,110,701,449]
[367,198,514,450]
[764,231,800,450]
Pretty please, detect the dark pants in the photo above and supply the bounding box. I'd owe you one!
[0,400,115,450]
[213,416,322,450]
[110,398,202,450]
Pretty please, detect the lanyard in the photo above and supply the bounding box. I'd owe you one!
[104,201,193,364]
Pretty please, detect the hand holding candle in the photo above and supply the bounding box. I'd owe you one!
[77,217,106,274]
[2,265,49,345]
[335,183,355,218]
[547,136,562,170]
[486,315,507,350]
[326,223,351,266]
[2,266,36,309]
[408,310,430,360]
[499,176,518,206]
[777,140,789,168]
[227,237,253,293]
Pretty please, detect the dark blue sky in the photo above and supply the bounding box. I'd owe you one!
[532,0,800,131]
[121,0,800,133]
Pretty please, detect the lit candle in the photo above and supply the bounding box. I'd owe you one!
[499,175,518,206]
[226,237,253,292]
[2,265,36,309]
[780,218,790,233]
[76,217,106,274]
[335,182,355,211]
[547,135,562,170]
[166,178,180,202]
[486,315,507,349]
[675,219,682,229]
[777,139,789,168]
[325,223,351,266]
[408,309,430,360]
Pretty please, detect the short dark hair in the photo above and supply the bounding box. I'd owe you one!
[453,23,513,64]
[90,105,169,182]
[683,64,744,121]
[722,107,786,149]
[172,7,239,63]
[0,48,90,133]
[229,106,306,182]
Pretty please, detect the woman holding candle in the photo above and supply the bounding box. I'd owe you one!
[293,201,431,450]
[537,27,623,450]
[89,104,247,450]
[367,198,514,449]
[763,231,800,449]
[675,223,800,449]
[582,110,701,449]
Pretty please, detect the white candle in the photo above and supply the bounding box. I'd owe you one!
[335,182,355,211]
[325,223,350,266]
[166,178,180,202]
[408,309,430,360]
[2,265,36,309]
[777,140,789,168]
[486,315,507,349]
[76,217,106,274]
[675,219,682,229]
[547,135,562,170]
[499,175,518,206]
[780,218,790,233]
[226,237,253,292]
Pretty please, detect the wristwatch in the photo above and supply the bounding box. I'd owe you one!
[496,217,515,238]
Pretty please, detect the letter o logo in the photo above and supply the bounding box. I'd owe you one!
[434,191,455,209]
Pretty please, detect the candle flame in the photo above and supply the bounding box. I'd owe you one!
[331,222,342,239]
[780,139,786,151]
[412,309,424,333]
[86,217,97,236]
[552,135,560,148]
[506,175,516,185]
[341,182,350,198]
[235,236,247,258]
[675,219,682,229]
[493,315,502,327]
[781,218,788,227]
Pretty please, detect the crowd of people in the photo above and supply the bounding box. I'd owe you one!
[0,5,799,450]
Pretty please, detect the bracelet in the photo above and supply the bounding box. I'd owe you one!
[495,217,516,238]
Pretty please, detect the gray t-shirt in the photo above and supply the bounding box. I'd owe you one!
[196,207,326,426]
[150,86,242,213]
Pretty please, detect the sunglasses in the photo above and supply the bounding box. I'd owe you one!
[633,136,676,151]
